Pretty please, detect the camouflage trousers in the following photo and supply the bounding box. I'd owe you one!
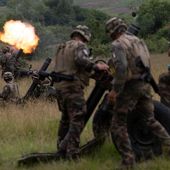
[111,80,170,167]
[56,85,86,157]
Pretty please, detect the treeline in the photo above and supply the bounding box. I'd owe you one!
[137,0,170,53]
[0,0,169,59]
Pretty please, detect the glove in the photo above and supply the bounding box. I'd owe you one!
[94,62,109,72]
[107,90,117,105]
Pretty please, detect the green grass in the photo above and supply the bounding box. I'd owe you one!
[0,53,170,169]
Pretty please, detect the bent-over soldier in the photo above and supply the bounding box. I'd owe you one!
[105,17,170,169]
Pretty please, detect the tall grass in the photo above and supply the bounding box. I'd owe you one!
[0,53,170,170]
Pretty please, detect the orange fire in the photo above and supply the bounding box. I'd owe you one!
[0,20,39,53]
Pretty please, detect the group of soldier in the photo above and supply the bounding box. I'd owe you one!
[0,45,30,104]
[1,16,170,169]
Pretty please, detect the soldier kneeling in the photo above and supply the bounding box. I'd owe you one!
[0,72,20,104]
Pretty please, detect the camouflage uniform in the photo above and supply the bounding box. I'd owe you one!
[0,72,20,103]
[33,80,57,100]
[106,17,170,168]
[0,46,30,78]
[0,47,16,75]
[158,68,170,107]
[54,25,97,158]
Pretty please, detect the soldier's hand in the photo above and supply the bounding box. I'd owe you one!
[31,70,41,83]
[94,63,109,72]
[107,90,117,105]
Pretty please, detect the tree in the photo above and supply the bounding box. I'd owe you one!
[6,0,48,23]
[45,0,74,25]
[137,0,170,37]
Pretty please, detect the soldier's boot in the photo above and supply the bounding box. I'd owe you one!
[56,149,67,159]
[66,139,82,161]
[66,150,80,161]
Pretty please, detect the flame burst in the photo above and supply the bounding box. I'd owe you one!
[0,20,39,53]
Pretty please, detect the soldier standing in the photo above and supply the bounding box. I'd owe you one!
[0,72,20,103]
[105,17,170,169]
[54,25,109,159]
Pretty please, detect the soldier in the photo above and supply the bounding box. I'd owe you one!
[0,72,20,103]
[105,17,170,169]
[0,46,15,75]
[0,46,30,78]
[158,65,170,107]
[54,25,109,159]
[33,79,57,100]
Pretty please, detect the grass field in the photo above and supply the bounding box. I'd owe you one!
[0,53,170,170]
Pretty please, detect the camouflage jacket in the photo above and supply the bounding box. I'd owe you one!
[109,33,151,93]
[54,40,94,89]
[0,81,20,103]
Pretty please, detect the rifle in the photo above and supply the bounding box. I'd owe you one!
[135,56,159,94]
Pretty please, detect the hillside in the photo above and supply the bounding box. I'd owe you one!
[74,0,143,14]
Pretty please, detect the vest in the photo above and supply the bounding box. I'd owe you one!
[54,40,90,89]
[115,33,151,79]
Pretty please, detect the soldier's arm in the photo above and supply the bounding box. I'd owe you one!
[74,44,95,72]
[110,42,128,94]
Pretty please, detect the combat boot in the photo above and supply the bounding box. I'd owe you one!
[56,149,66,159]
[116,162,135,170]
[66,151,80,161]
[117,157,136,170]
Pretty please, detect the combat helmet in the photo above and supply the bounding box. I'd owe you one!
[3,72,14,82]
[70,25,91,42]
[105,17,127,36]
